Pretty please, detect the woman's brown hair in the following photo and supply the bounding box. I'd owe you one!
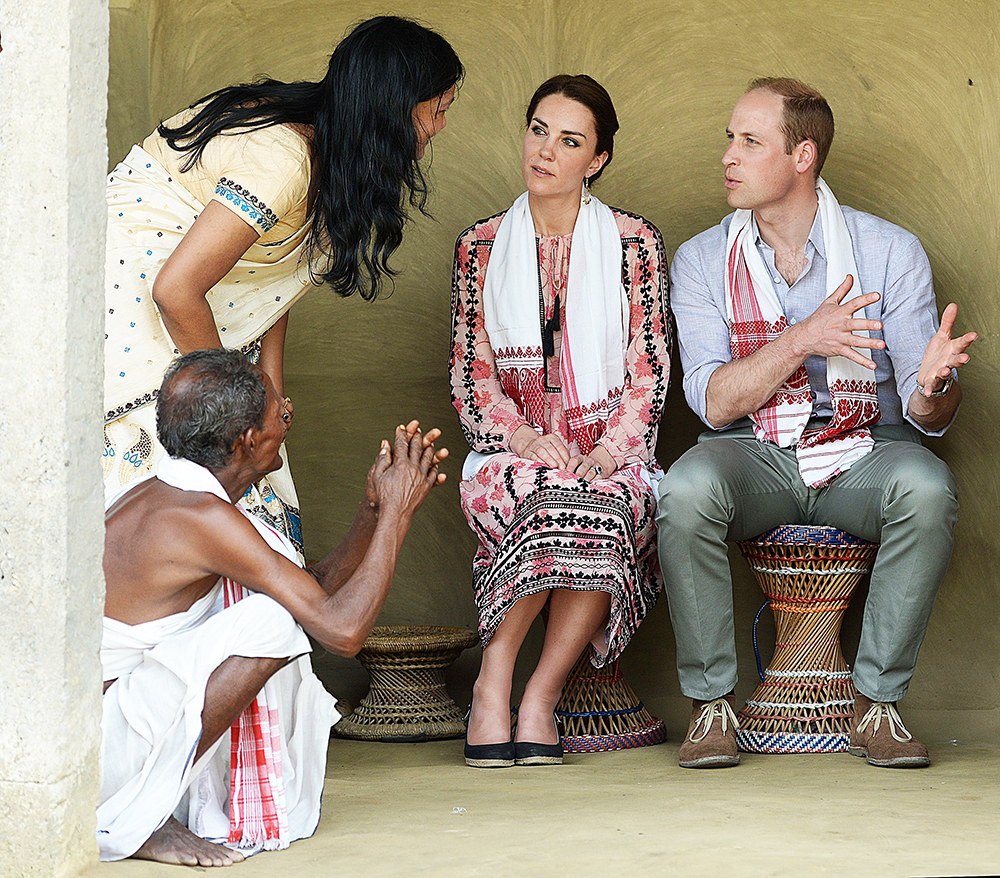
[526,74,619,184]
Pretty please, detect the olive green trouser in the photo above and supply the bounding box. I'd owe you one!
[655,424,958,703]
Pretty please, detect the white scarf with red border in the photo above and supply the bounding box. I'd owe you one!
[726,178,880,488]
[474,190,628,461]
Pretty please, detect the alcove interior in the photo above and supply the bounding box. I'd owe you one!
[107,0,999,751]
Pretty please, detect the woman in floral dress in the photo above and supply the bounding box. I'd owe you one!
[450,74,671,767]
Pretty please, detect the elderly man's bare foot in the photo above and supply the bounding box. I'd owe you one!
[133,817,245,867]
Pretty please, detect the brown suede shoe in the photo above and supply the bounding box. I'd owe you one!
[848,693,930,768]
[678,695,740,768]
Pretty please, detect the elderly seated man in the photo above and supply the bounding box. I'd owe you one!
[99,348,447,866]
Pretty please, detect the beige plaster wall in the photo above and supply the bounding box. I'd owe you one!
[108,0,999,738]
[1,0,108,874]
[108,0,154,169]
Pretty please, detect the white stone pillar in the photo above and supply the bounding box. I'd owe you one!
[0,1,108,875]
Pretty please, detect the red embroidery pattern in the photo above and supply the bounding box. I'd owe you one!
[730,318,811,417]
[727,231,880,486]
[799,377,880,449]
[495,345,545,427]
[729,317,789,358]
[564,386,625,453]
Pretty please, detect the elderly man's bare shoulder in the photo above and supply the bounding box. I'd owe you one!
[104,477,254,624]
[105,477,245,538]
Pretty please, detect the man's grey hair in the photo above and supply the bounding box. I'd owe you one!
[156,348,268,469]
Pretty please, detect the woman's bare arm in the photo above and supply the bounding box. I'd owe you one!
[258,313,289,397]
[151,200,260,353]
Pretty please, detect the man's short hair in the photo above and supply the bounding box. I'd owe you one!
[156,348,268,469]
[747,77,834,177]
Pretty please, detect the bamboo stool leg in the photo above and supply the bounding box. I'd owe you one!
[735,525,878,754]
[553,649,667,752]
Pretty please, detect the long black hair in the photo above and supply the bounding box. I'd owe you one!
[158,16,463,300]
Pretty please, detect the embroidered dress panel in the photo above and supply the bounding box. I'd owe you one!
[451,207,671,665]
[478,192,629,460]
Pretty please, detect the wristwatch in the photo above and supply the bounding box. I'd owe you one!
[915,375,954,398]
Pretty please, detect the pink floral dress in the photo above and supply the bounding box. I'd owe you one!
[450,207,671,665]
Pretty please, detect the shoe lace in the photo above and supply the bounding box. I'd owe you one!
[856,701,913,743]
[689,698,739,743]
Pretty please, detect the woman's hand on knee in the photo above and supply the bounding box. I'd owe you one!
[510,426,571,469]
[567,445,616,482]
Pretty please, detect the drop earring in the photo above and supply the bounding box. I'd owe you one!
[582,177,592,205]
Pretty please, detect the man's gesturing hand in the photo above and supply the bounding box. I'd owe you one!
[916,303,977,396]
[787,275,885,369]
[369,421,448,519]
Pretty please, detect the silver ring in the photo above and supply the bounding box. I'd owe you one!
[592,464,602,475]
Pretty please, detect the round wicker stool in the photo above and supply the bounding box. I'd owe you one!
[334,625,478,743]
[553,649,667,752]
[735,525,878,754]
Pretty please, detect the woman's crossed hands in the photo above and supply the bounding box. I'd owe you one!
[510,424,616,482]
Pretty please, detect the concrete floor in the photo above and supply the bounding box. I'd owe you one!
[84,735,1000,878]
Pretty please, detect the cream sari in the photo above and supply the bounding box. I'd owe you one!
[103,143,313,552]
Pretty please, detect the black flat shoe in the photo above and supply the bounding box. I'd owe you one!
[464,738,515,768]
[513,739,563,766]
[463,703,514,768]
[513,712,564,765]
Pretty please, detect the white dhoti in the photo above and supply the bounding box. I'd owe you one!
[98,457,341,861]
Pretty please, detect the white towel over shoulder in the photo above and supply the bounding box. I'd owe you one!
[725,178,880,487]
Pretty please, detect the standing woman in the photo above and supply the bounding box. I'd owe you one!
[450,75,670,767]
[104,16,462,553]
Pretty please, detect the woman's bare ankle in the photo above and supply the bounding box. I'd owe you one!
[514,692,561,745]
[467,679,512,745]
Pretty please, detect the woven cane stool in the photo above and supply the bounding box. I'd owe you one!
[553,649,667,752]
[735,525,878,754]
[334,625,478,743]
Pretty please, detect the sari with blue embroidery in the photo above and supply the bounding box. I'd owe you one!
[103,114,314,553]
